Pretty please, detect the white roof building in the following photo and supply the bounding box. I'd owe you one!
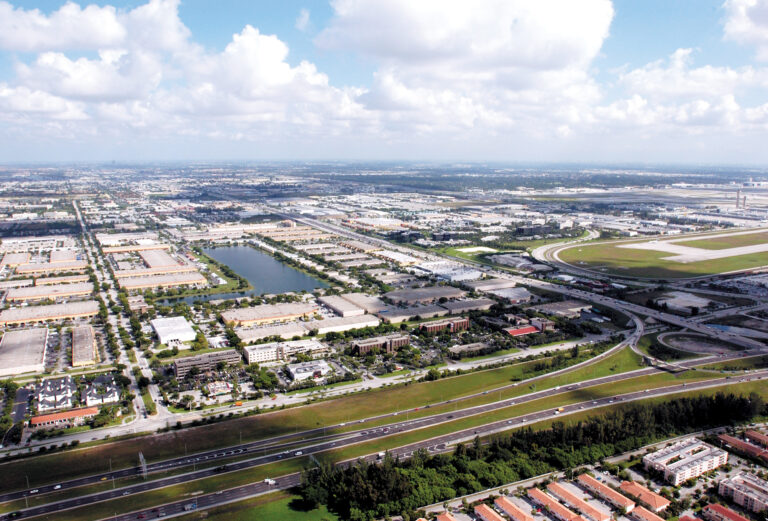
[150,316,197,345]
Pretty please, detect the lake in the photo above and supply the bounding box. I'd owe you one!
[158,245,327,304]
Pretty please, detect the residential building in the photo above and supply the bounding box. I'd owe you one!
[619,482,670,512]
[528,487,578,521]
[548,482,610,521]
[631,506,666,521]
[173,349,241,378]
[718,434,768,463]
[495,496,534,521]
[84,375,121,407]
[37,376,75,412]
[474,503,505,521]
[718,474,768,513]
[643,438,728,485]
[577,474,635,513]
[746,430,768,448]
[702,504,751,521]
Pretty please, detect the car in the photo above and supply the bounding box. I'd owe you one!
[53,485,62,490]
[123,491,131,496]
[29,489,39,494]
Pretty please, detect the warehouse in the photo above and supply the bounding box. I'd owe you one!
[236,323,307,344]
[151,316,197,345]
[309,314,380,335]
[532,300,592,319]
[118,271,207,290]
[34,275,90,285]
[114,264,199,279]
[0,327,48,376]
[0,300,99,326]
[464,278,517,292]
[384,286,466,305]
[318,295,366,317]
[377,304,448,323]
[1,252,30,266]
[50,250,77,263]
[487,286,533,303]
[440,298,495,314]
[71,325,98,367]
[16,260,88,274]
[6,282,93,302]
[336,293,388,313]
[139,249,180,268]
[102,243,170,253]
[221,302,319,327]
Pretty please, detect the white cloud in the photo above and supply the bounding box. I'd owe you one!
[295,8,310,32]
[724,0,768,61]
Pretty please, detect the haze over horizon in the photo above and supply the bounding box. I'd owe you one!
[2,0,768,164]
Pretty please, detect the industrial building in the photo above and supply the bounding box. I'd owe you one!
[221,302,319,327]
[118,271,207,290]
[71,325,97,367]
[0,300,99,326]
[139,249,181,268]
[336,293,388,313]
[643,438,728,485]
[286,360,331,381]
[532,300,592,319]
[114,264,199,278]
[378,304,449,323]
[0,327,48,376]
[309,314,380,334]
[6,282,93,302]
[718,473,768,513]
[16,260,88,274]
[439,298,496,314]
[317,295,366,317]
[236,323,308,344]
[34,274,90,285]
[487,286,533,303]
[1,252,30,266]
[384,286,466,305]
[464,278,517,292]
[173,349,241,378]
[353,334,410,355]
[151,316,197,345]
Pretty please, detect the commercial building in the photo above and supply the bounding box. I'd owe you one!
[30,406,98,429]
[440,298,496,314]
[488,286,533,303]
[84,375,121,406]
[6,282,93,302]
[702,504,751,521]
[287,360,331,381]
[151,316,197,345]
[619,482,670,512]
[309,314,380,335]
[1,252,30,266]
[317,295,366,317]
[419,317,470,334]
[49,250,77,263]
[532,317,557,331]
[35,274,90,285]
[118,271,207,290]
[236,323,308,344]
[464,278,517,292]
[337,293,388,313]
[0,327,48,376]
[16,260,88,275]
[474,503,505,521]
[244,339,328,364]
[527,487,578,521]
[126,295,151,314]
[221,302,319,327]
[353,334,410,355]
[378,305,449,323]
[643,438,728,485]
[577,474,635,513]
[72,325,97,367]
[139,249,180,268]
[548,482,610,521]
[494,496,534,521]
[532,300,592,319]
[505,325,540,337]
[384,286,466,305]
[631,506,666,521]
[0,300,99,326]
[718,473,768,513]
[173,349,241,378]
[37,376,75,412]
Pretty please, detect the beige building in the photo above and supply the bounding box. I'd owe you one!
[72,325,98,367]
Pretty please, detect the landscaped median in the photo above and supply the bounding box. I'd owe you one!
[10,365,739,521]
[0,342,638,492]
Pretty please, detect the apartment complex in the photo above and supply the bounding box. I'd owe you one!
[577,474,635,513]
[643,438,728,485]
[718,473,768,514]
[619,482,670,512]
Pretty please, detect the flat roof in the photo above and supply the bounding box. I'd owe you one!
[139,249,180,268]
[0,328,48,376]
[71,325,96,366]
[318,295,365,314]
[0,300,99,325]
[119,271,206,289]
[6,282,93,301]
[16,260,88,274]
[151,316,196,339]
[35,275,90,286]
[50,250,77,263]
[221,302,318,324]
[1,252,30,266]
[384,286,466,302]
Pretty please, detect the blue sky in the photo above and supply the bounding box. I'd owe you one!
[1,0,768,163]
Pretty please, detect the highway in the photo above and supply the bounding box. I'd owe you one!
[3,350,761,521]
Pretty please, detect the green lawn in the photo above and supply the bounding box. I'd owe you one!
[0,345,638,492]
[558,237,768,279]
[683,230,768,250]
[17,366,716,520]
[176,491,338,521]
[702,355,768,372]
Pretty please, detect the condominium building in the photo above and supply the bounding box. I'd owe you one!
[702,503,751,521]
[619,482,670,513]
[494,497,534,521]
[718,473,768,514]
[643,438,728,485]
[577,474,635,513]
[548,482,610,521]
[528,487,579,521]
[474,504,505,521]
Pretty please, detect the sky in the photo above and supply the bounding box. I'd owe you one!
[2,0,768,164]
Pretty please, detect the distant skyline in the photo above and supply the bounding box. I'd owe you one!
[2,0,768,164]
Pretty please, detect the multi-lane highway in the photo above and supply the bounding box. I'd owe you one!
[3,350,762,521]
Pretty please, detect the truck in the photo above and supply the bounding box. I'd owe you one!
[264,478,277,485]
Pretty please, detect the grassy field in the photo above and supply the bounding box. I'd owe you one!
[0,346,641,492]
[684,230,768,250]
[558,236,768,279]
[702,355,768,371]
[176,491,338,521]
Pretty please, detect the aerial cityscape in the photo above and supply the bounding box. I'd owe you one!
[1,2,768,521]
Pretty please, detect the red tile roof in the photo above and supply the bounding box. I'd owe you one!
[495,496,535,521]
[505,326,539,336]
[703,504,751,521]
[475,503,505,521]
[30,406,98,426]
[633,506,665,521]
[578,474,635,510]
[620,482,670,511]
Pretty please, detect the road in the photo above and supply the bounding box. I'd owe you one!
[4,351,762,521]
